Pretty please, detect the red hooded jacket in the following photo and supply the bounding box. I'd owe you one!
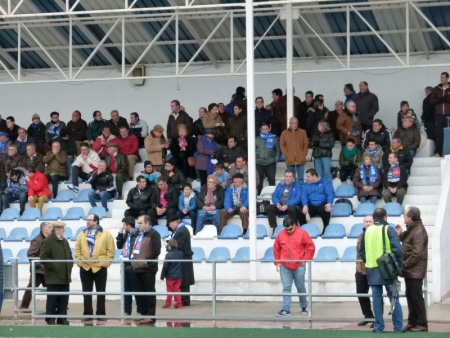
[273,226,315,270]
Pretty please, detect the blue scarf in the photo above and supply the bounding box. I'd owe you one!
[260,132,276,148]
[170,222,187,239]
[369,148,378,157]
[0,140,8,151]
[360,163,378,186]
[120,228,138,260]
[132,226,152,257]
[232,185,242,207]
[47,122,61,139]
[201,135,217,175]
[387,163,401,183]
[86,225,103,257]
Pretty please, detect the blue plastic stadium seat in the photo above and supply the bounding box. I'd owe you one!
[217,224,242,239]
[74,188,95,202]
[260,247,274,262]
[314,246,339,261]
[331,203,352,217]
[383,202,403,216]
[353,203,376,217]
[0,208,20,221]
[270,225,283,239]
[153,225,169,239]
[301,223,321,239]
[64,227,73,240]
[40,207,63,221]
[18,208,41,221]
[348,223,364,239]
[52,189,74,202]
[72,227,86,241]
[26,227,41,241]
[232,247,250,262]
[62,207,85,220]
[243,224,268,239]
[0,228,6,240]
[2,248,13,264]
[4,227,28,242]
[322,223,346,239]
[17,248,30,264]
[85,206,107,219]
[206,247,231,262]
[335,184,356,198]
[192,247,206,263]
[341,246,357,261]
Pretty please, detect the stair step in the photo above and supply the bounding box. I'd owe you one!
[407,176,441,186]
[410,166,440,176]
[411,157,442,167]
[408,205,438,215]
[403,195,440,205]
[421,215,436,225]
[407,186,442,195]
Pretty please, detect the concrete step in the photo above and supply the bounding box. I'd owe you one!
[403,195,440,205]
[407,186,442,195]
[422,214,436,225]
[410,166,440,176]
[411,157,442,167]
[409,205,438,215]
[407,176,441,186]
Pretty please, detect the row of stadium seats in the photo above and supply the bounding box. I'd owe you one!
[331,202,403,217]
[0,206,108,221]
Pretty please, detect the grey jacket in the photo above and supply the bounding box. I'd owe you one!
[255,135,280,165]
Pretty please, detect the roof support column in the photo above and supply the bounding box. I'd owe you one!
[285,1,294,125]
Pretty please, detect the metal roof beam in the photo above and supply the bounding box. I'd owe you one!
[408,2,429,59]
[291,20,319,63]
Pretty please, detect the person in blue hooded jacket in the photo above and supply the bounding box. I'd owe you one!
[220,173,249,235]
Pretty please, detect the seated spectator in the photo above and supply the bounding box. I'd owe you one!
[301,168,335,235]
[363,119,391,152]
[216,136,245,171]
[57,129,77,178]
[212,163,228,189]
[382,153,408,205]
[26,169,51,215]
[23,144,45,172]
[265,170,302,231]
[339,138,361,183]
[0,132,11,156]
[108,110,129,137]
[6,116,21,142]
[67,110,87,154]
[27,114,49,155]
[43,141,67,199]
[67,142,100,193]
[382,137,413,172]
[337,101,362,146]
[87,110,107,145]
[226,103,248,147]
[195,129,218,187]
[5,144,24,175]
[169,124,197,181]
[394,117,421,158]
[226,156,259,188]
[255,123,280,195]
[220,173,249,235]
[161,158,185,190]
[87,160,116,214]
[141,161,160,186]
[14,128,35,156]
[144,124,169,172]
[125,175,152,218]
[45,112,66,144]
[118,126,139,178]
[148,177,179,226]
[311,120,334,182]
[362,139,384,170]
[397,101,419,129]
[129,112,149,148]
[105,143,129,199]
[353,155,382,204]
[92,126,117,159]
[195,174,224,234]
[2,168,27,215]
[177,183,197,226]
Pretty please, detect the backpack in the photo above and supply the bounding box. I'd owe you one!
[334,198,353,211]
[256,200,271,215]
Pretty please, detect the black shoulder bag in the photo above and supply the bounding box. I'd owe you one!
[376,225,400,280]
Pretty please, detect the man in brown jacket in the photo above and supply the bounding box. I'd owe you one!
[396,207,428,332]
[280,117,309,184]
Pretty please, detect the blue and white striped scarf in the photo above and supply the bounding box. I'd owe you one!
[86,225,103,257]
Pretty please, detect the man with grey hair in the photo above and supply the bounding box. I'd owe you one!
[19,221,53,309]
[395,207,428,332]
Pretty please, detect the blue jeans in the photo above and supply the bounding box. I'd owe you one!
[88,190,113,211]
[286,164,305,185]
[280,265,307,311]
[360,196,378,204]
[178,210,197,229]
[196,209,220,233]
[314,157,332,182]
[2,192,27,214]
[371,283,403,333]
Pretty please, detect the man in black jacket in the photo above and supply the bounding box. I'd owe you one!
[382,153,408,205]
[382,137,413,172]
[255,97,277,136]
[105,143,129,199]
[148,177,179,226]
[421,86,435,141]
[125,176,152,218]
[87,160,116,214]
[363,119,391,152]
[353,81,379,132]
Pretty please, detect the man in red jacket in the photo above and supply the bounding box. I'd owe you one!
[273,218,315,316]
[26,169,52,215]
[118,126,139,178]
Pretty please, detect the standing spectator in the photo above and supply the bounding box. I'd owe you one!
[148,177,179,226]
[226,103,248,148]
[311,120,334,182]
[19,221,52,310]
[382,137,413,172]
[255,123,280,195]
[40,221,73,325]
[105,142,129,199]
[116,217,140,316]
[202,103,225,145]
[353,81,379,132]
[2,168,28,216]
[397,101,419,129]
[353,156,382,204]
[394,117,421,158]
[216,136,245,171]
[255,97,277,136]
[429,72,450,157]
[195,129,218,186]
[161,158,185,190]
[220,173,249,234]
[118,126,139,178]
[125,175,152,218]
[363,119,391,152]
[382,152,408,205]
[160,240,183,309]
[217,102,229,126]
[43,141,67,199]
[67,110,87,154]
[421,86,435,141]
[74,213,115,322]
[0,114,6,132]
[232,86,247,110]
[87,111,107,145]
[195,174,224,233]
[327,100,344,142]
[14,128,35,156]
[5,144,24,175]
[395,207,429,332]
[167,100,193,140]
[301,169,335,234]
[131,215,161,324]
[45,112,66,144]
[27,114,49,155]
[26,169,52,215]
[92,126,117,159]
[5,116,21,142]
[343,83,356,106]
[23,144,45,172]
[0,164,5,213]
[355,216,375,327]
[271,88,284,136]
[193,107,205,137]
[144,124,169,172]
[360,208,403,333]
[107,110,129,137]
[273,218,315,317]
[88,160,116,214]
[57,129,78,178]
[265,170,302,231]
[67,143,100,193]
[337,101,363,146]
[305,99,324,140]
[167,216,195,306]
[339,138,361,183]
[297,90,314,130]
[169,124,197,181]
[362,140,384,170]
[177,183,197,226]
[129,112,149,148]
[280,117,309,184]
[0,132,11,156]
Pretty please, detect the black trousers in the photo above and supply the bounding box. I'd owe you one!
[355,271,374,318]
[72,166,90,186]
[265,204,298,228]
[123,266,141,315]
[80,267,107,316]
[435,114,448,156]
[308,204,331,233]
[405,278,427,326]
[256,163,276,195]
[134,271,156,317]
[46,284,69,324]
[124,208,150,218]
[181,285,190,306]
[148,207,178,226]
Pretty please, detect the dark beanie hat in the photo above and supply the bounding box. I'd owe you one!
[236,86,245,95]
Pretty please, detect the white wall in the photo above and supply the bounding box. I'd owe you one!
[1,54,449,130]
